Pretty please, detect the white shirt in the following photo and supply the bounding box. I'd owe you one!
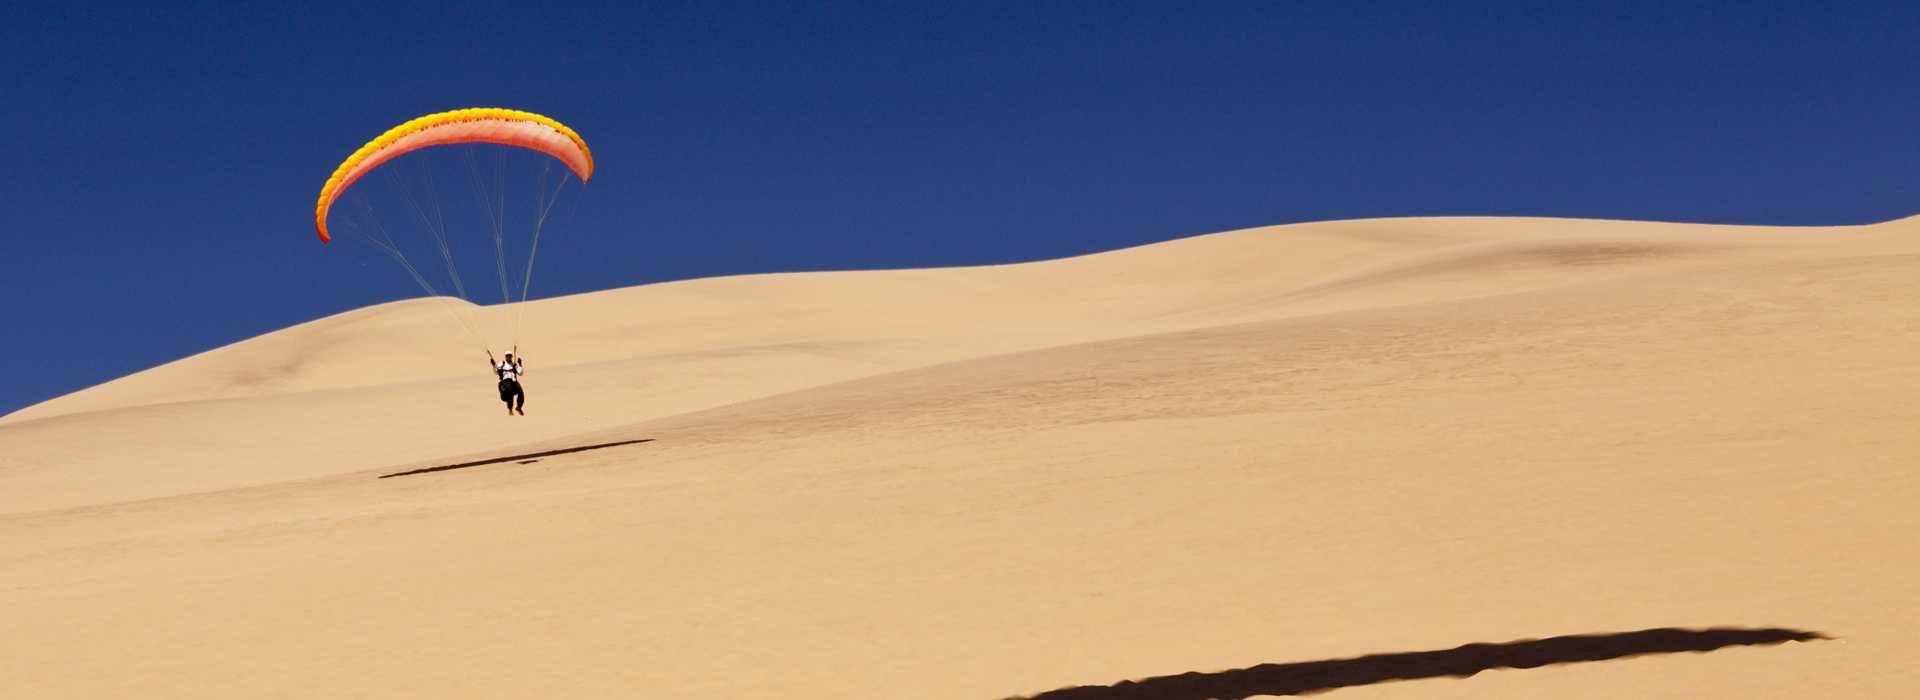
[497,361,523,382]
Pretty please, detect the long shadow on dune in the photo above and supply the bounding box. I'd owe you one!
[1008,626,1826,699]
[377,439,654,479]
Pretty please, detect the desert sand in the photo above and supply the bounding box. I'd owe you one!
[2,216,1914,697]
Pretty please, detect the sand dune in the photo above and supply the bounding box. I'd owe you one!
[3,216,1915,697]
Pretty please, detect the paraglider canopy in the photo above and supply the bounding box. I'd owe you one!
[314,108,593,243]
[309,107,593,357]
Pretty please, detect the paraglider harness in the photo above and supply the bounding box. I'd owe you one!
[491,351,525,402]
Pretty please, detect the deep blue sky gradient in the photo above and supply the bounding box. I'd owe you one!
[5,1,1920,414]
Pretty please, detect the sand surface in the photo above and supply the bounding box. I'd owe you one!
[3,216,1913,697]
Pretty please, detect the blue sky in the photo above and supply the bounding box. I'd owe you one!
[4,1,1919,415]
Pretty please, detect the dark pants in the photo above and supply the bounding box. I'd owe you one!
[498,379,525,410]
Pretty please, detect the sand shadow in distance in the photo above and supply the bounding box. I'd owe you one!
[1009,626,1827,700]
[377,439,655,479]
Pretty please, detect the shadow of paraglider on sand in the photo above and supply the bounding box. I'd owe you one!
[1006,626,1827,699]
[377,438,654,479]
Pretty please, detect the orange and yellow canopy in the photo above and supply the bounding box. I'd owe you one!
[314,108,593,243]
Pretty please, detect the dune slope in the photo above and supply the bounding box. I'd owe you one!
[3,216,1916,698]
